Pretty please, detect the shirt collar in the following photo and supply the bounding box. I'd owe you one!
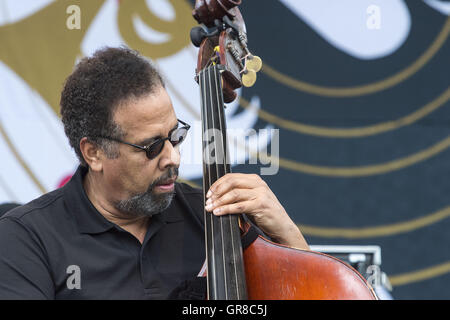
[63,166,116,234]
[63,166,185,234]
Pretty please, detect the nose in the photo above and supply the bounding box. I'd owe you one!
[158,140,180,170]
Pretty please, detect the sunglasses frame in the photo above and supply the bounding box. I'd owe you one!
[95,119,190,160]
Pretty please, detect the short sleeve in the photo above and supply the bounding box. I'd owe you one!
[0,217,55,299]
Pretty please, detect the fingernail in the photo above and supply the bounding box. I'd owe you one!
[206,190,212,198]
[213,208,221,215]
[206,198,212,206]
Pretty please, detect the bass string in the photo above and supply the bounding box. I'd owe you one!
[202,65,227,299]
[211,65,242,299]
[201,65,242,299]
[200,67,216,299]
[210,65,228,299]
[206,67,228,299]
[207,66,226,298]
[208,65,232,299]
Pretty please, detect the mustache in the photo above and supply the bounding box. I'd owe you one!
[148,167,179,191]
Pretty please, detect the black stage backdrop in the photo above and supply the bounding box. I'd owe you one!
[188,0,450,300]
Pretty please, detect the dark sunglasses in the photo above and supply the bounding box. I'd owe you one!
[96,119,190,160]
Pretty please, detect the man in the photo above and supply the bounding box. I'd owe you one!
[0,203,20,217]
[0,47,308,299]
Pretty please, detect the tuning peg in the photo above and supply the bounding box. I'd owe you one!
[190,27,208,47]
[246,55,262,72]
[242,69,257,87]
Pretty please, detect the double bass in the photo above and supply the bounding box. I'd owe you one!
[191,0,378,300]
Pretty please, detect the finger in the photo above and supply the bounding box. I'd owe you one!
[207,173,263,198]
[205,188,256,212]
[211,200,254,216]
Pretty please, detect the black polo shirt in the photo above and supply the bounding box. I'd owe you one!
[0,166,206,299]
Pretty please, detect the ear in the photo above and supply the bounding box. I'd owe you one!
[79,137,103,172]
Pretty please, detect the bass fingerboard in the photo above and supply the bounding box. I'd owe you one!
[198,65,248,300]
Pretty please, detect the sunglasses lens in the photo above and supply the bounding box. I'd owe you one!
[146,140,165,159]
[170,127,188,147]
[145,126,189,160]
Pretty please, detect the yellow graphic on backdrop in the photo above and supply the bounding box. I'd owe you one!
[0,0,106,115]
[0,0,196,193]
[0,0,196,115]
[118,0,196,59]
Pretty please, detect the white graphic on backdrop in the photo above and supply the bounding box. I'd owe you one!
[279,0,411,60]
[424,0,450,15]
[0,0,271,203]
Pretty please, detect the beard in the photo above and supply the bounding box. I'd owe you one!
[114,167,178,218]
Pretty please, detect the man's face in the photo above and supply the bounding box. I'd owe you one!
[101,86,181,217]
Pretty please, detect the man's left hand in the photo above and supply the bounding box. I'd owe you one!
[205,173,308,249]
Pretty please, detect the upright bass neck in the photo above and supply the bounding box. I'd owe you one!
[199,64,248,300]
